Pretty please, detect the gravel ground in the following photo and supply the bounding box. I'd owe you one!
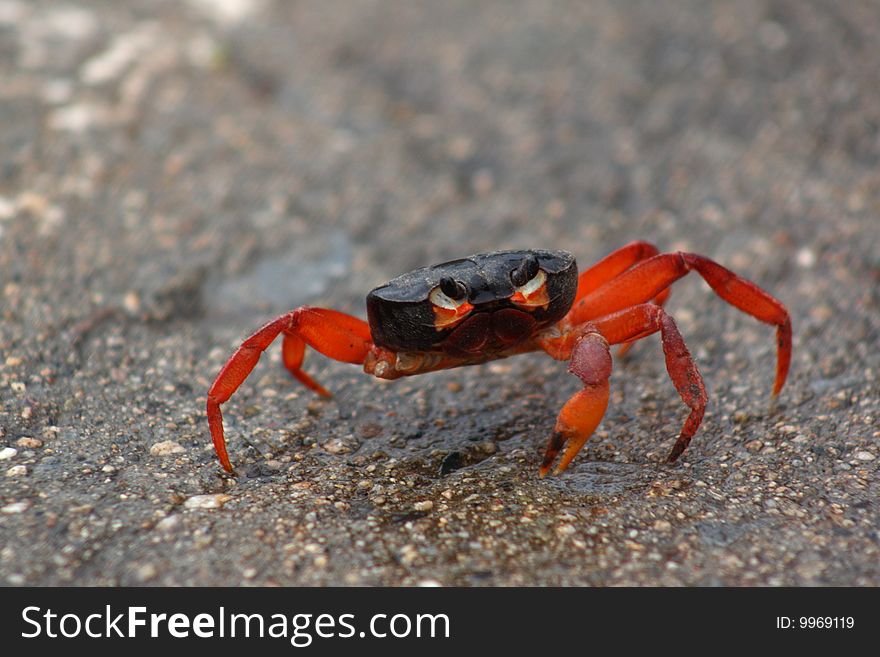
[1,0,878,586]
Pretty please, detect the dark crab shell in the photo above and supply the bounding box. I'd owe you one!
[366,249,578,352]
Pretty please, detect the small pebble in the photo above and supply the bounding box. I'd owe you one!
[0,447,17,460]
[150,440,185,456]
[184,494,232,509]
[123,291,141,314]
[2,501,30,514]
[399,545,419,565]
[323,438,353,454]
[854,451,875,461]
[796,247,816,268]
[15,437,42,449]
[155,515,181,531]
[6,465,26,477]
[732,411,749,424]
[134,563,157,582]
[414,500,434,512]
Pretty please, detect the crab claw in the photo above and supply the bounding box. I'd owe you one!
[540,333,612,476]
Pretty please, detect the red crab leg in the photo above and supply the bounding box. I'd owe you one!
[575,240,671,305]
[593,305,707,463]
[538,304,707,474]
[206,307,373,472]
[568,252,792,395]
[574,241,672,356]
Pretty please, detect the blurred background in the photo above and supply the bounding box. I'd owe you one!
[0,0,878,586]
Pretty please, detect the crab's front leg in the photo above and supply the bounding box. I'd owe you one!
[538,330,612,476]
[538,304,707,474]
[207,307,373,472]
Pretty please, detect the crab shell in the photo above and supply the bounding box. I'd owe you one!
[365,249,578,355]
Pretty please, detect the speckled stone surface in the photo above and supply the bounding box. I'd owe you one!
[0,0,878,586]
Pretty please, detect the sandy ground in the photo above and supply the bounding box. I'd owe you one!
[1,0,878,586]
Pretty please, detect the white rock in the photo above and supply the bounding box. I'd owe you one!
[150,440,185,456]
[155,515,181,531]
[5,465,26,477]
[134,563,157,582]
[184,494,231,510]
[80,23,160,85]
[187,0,265,26]
[48,103,109,133]
[0,447,17,460]
[0,195,14,220]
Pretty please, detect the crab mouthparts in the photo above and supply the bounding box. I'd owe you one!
[443,308,537,354]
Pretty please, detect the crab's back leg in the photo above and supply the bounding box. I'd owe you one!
[575,241,672,355]
[569,252,792,395]
[207,307,373,472]
[575,240,670,306]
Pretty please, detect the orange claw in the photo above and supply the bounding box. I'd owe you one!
[540,382,611,476]
[206,307,373,472]
[539,331,612,475]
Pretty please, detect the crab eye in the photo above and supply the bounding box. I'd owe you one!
[510,256,549,309]
[439,276,468,301]
[511,254,540,287]
[430,278,473,330]
[430,279,469,309]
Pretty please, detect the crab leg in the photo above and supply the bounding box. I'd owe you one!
[538,331,612,476]
[207,307,373,472]
[575,240,671,305]
[568,252,792,395]
[538,304,707,474]
[574,240,672,355]
[593,305,707,463]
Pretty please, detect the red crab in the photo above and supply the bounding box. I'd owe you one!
[207,242,791,476]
